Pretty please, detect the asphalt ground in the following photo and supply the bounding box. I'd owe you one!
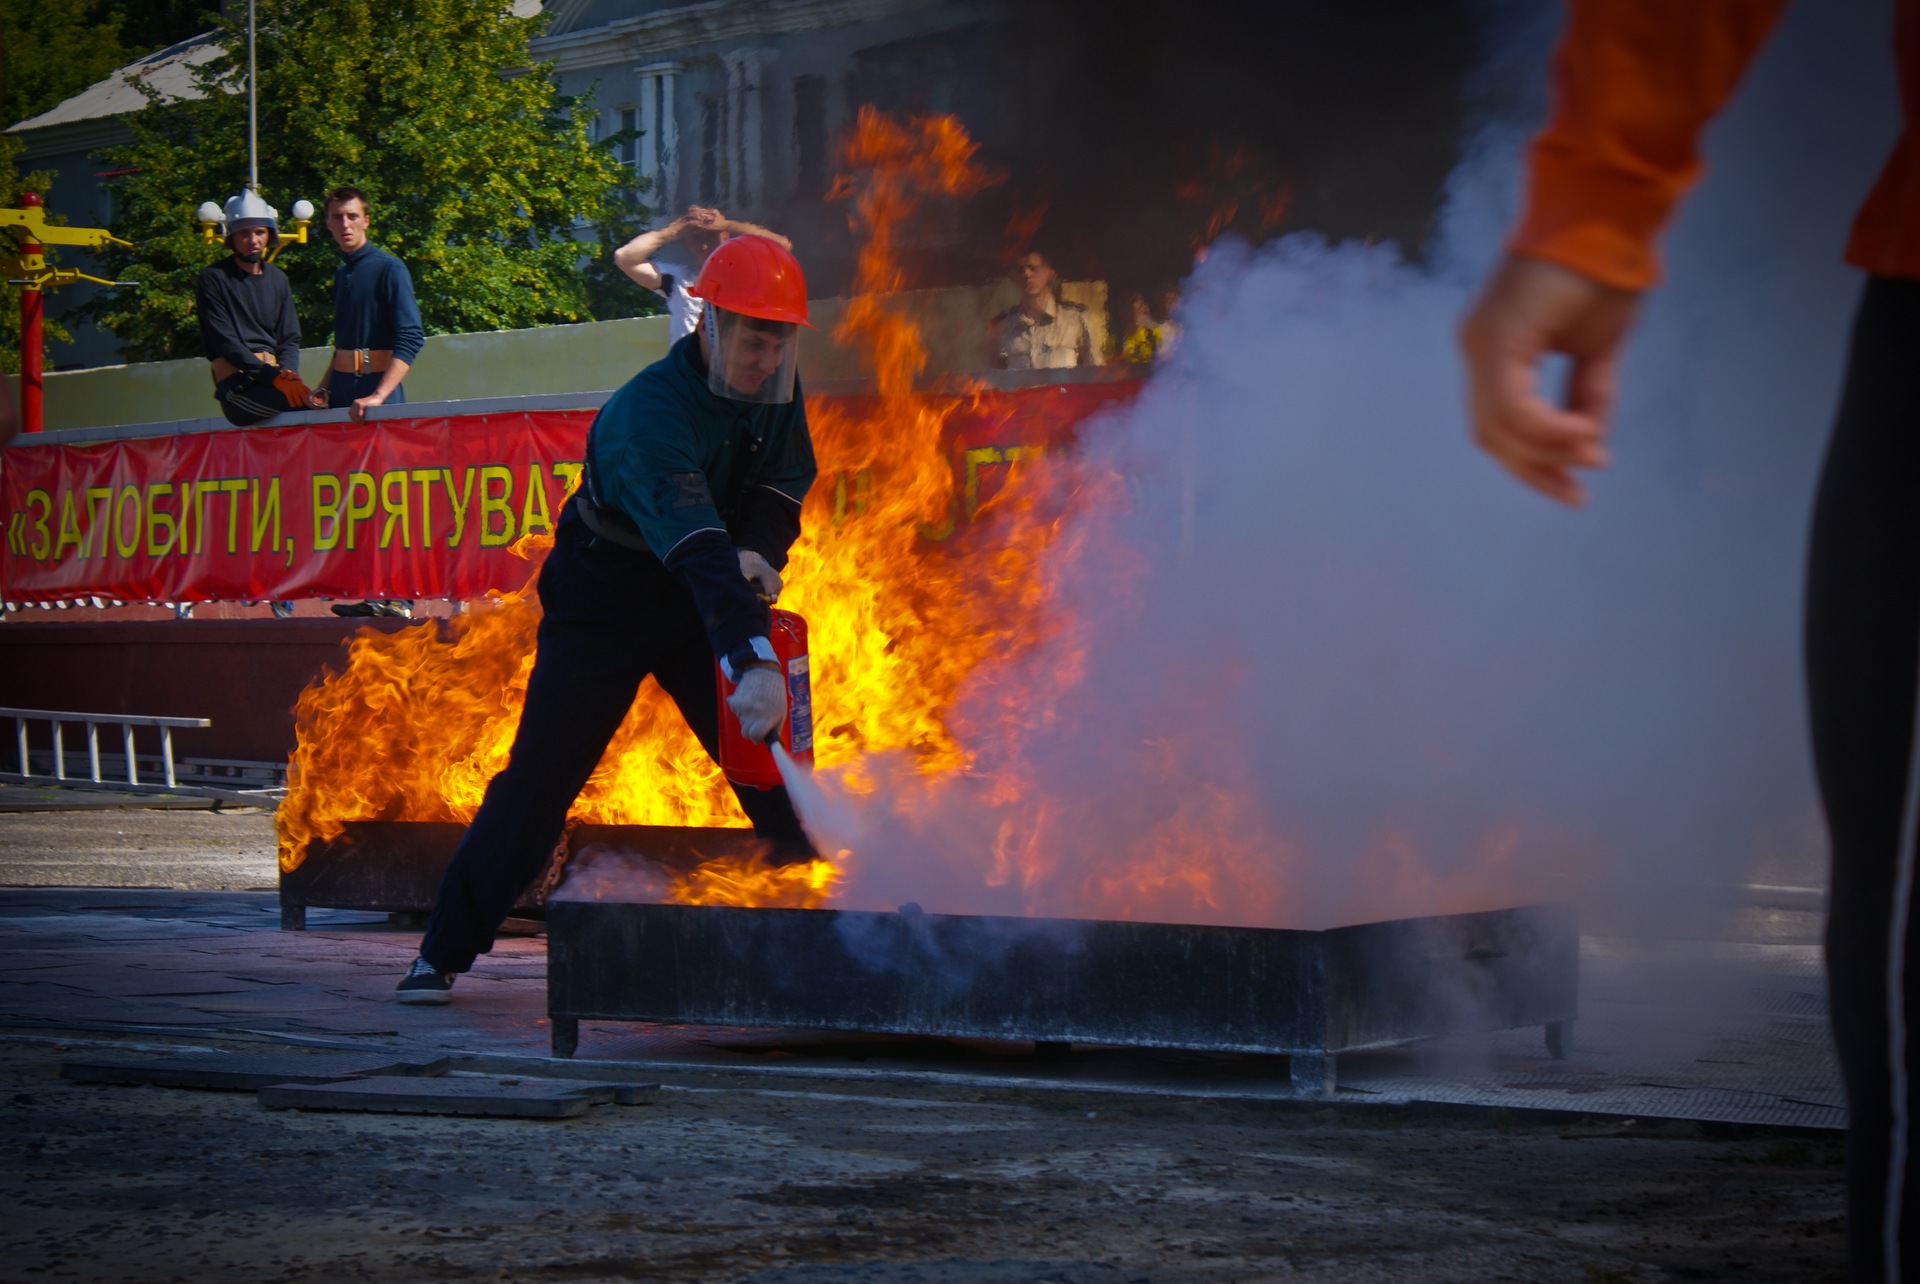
[0,795,1849,1281]
[0,798,278,890]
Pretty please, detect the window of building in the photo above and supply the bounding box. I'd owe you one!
[793,74,827,200]
[614,106,642,197]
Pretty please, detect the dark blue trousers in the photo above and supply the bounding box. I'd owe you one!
[418,518,813,973]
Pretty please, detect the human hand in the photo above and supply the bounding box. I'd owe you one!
[727,666,786,743]
[684,205,723,230]
[737,548,782,600]
[272,369,313,409]
[349,392,386,422]
[1457,254,1641,506]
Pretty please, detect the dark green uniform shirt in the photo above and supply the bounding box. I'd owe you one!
[580,334,816,663]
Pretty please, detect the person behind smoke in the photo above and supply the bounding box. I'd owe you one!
[1457,5,1919,1282]
[1154,283,1182,359]
[395,235,820,1006]
[613,205,794,342]
[1116,288,1170,364]
[194,190,310,428]
[990,249,1100,370]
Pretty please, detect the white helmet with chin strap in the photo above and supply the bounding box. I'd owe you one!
[223,189,280,250]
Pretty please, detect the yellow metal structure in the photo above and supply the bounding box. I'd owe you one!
[0,205,135,289]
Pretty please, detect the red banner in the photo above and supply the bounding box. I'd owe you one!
[1,411,592,604]
[0,381,1139,605]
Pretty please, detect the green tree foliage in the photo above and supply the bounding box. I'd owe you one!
[85,0,640,362]
[0,0,132,126]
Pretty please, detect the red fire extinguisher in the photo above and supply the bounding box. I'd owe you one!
[717,607,815,790]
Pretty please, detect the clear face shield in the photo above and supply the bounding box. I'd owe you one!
[703,306,800,405]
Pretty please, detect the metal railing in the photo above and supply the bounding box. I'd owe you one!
[1,706,211,793]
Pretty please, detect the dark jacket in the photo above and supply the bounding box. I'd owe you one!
[195,258,299,371]
[577,334,816,662]
[330,243,424,361]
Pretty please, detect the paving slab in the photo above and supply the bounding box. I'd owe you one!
[60,1050,450,1089]
[257,1073,614,1117]
[0,785,216,812]
[745,1264,1141,1284]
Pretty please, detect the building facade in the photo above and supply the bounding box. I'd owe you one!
[8,0,1482,369]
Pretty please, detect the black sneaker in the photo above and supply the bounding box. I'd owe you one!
[396,956,455,1005]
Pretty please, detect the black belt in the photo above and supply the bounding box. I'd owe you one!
[572,494,652,552]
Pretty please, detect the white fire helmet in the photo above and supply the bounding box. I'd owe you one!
[222,189,280,250]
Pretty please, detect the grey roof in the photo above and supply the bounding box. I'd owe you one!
[5,35,222,136]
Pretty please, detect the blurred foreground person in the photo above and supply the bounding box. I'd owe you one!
[397,236,819,1004]
[1458,4,1918,1280]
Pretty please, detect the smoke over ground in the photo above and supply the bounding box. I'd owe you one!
[791,0,1900,931]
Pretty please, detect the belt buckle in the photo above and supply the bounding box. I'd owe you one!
[355,348,372,375]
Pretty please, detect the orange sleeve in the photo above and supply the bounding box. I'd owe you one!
[1510,0,1790,291]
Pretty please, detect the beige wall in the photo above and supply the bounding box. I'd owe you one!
[800,280,1109,383]
[42,282,1112,431]
[41,316,675,432]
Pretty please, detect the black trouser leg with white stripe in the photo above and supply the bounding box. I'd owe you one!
[1807,276,1920,1284]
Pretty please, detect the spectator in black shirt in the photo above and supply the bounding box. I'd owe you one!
[196,190,310,426]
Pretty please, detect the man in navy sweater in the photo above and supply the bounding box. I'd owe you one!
[319,186,423,422]
[320,185,425,618]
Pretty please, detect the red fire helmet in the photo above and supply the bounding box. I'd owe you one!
[688,235,815,329]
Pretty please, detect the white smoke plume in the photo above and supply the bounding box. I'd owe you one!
[789,0,1899,932]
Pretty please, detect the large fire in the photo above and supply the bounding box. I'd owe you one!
[276,109,1099,908]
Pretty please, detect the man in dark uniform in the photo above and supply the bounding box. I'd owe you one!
[195,190,309,426]
[396,235,819,1004]
[318,185,423,422]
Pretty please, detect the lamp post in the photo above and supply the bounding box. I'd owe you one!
[17,194,44,436]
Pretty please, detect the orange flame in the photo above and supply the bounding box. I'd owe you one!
[276,109,1078,909]
[667,856,844,909]
[1178,144,1293,253]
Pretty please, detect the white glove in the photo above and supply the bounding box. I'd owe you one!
[727,666,786,743]
[737,548,782,600]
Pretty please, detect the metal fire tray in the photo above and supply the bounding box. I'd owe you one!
[277,820,766,930]
[546,900,1578,1096]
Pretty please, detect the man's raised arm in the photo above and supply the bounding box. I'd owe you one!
[613,213,693,291]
